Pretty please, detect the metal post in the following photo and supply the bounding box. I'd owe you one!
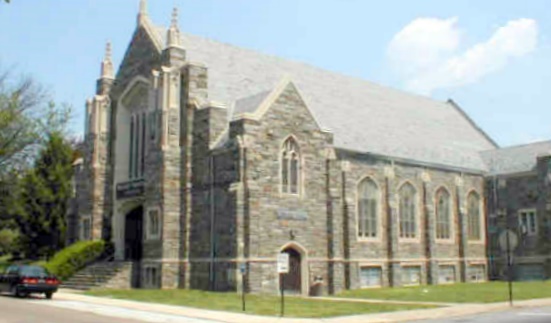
[280,274,285,317]
[506,230,513,306]
[242,271,246,312]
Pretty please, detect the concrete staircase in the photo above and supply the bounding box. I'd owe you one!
[61,261,133,291]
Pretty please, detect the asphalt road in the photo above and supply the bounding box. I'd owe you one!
[0,293,217,323]
[415,306,551,323]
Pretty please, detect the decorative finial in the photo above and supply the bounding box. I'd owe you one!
[138,0,148,24]
[171,7,179,28]
[166,7,182,48]
[100,41,114,79]
[105,41,112,61]
[140,0,147,15]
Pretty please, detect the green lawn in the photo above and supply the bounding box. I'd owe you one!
[86,289,436,318]
[338,281,551,303]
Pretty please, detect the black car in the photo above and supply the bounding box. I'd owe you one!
[0,265,60,299]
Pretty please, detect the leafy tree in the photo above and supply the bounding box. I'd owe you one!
[0,229,18,255]
[16,132,74,259]
[0,69,70,175]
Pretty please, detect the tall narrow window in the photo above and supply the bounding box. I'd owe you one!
[141,112,146,176]
[467,192,481,240]
[281,137,300,195]
[399,182,417,239]
[134,114,140,179]
[518,209,537,236]
[358,178,379,238]
[435,188,451,240]
[129,116,135,179]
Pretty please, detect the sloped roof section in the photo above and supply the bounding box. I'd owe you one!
[481,140,551,175]
[151,25,497,171]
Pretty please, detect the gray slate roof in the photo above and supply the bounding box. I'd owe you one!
[151,25,498,171]
[480,141,551,175]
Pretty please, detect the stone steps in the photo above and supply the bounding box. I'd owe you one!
[61,261,133,291]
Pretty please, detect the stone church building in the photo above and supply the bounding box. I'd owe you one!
[68,1,550,294]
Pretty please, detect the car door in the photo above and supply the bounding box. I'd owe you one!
[0,266,16,292]
[4,266,19,292]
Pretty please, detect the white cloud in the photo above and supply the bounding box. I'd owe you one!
[387,17,538,95]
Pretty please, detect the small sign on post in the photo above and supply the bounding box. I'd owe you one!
[277,253,289,317]
[277,253,289,274]
[240,263,247,312]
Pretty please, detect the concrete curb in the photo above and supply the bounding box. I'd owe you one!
[54,291,551,323]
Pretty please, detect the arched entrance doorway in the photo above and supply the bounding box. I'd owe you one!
[280,247,302,294]
[125,206,143,288]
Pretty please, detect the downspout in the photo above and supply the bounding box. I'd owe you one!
[385,175,393,286]
[492,174,499,279]
[422,178,432,284]
[209,154,216,290]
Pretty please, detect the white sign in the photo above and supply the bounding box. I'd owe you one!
[277,253,289,274]
[499,229,519,252]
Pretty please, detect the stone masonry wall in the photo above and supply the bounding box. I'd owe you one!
[340,149,487,289]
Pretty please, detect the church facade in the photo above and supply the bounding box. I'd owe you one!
[68,1,549,295]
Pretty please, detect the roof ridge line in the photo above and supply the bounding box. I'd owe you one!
[447,99,499,149]
[482,139,551,152]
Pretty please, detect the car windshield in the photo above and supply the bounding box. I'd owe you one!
[19,266,48,277]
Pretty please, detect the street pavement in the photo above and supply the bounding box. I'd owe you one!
[3,290,551,323]
[414,306,551,323]
[0,294,218,323]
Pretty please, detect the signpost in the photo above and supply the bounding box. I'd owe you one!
[499,229,518,306]
[240,263,247,312]
[277,253,289,317]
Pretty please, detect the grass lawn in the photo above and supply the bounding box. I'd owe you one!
[338,281,551,303]
[86,289,436,318]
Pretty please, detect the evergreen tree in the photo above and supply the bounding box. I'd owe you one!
[16,132,74,259]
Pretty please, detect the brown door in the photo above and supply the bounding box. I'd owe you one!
[125,206,143,288]
[281,248,301,293]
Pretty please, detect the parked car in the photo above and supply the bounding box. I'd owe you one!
[0,265,60,299]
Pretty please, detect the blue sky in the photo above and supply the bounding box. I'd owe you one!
[0,0,549,147]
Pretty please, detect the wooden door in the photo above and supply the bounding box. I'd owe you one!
[281,248,301,293]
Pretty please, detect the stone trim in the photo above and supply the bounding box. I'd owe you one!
[145,206,162,240]
[139,257,489,263]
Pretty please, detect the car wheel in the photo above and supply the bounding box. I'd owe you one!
[15,288,27,298]
[45,292,53,300]
[9,285,17,297]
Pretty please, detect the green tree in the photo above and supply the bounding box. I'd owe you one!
[16,132,74,259]
[0,69,70,174]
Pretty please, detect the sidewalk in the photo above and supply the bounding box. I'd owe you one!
[55,289,551,323]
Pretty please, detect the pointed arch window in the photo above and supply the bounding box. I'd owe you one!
[467,192,481,240]
[435,188,451,240]
[281,137,300,194]
[399,182,417,239]
[358,178,379,238]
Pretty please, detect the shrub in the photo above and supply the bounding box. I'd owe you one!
[0,229,19,255]
[44,240,105,280]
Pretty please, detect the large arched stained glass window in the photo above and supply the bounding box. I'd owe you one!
[467,192,481,240]
[435,188,451,240]
[281,137,300,194]
[399,182,417,238]
[358,178,379,238]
